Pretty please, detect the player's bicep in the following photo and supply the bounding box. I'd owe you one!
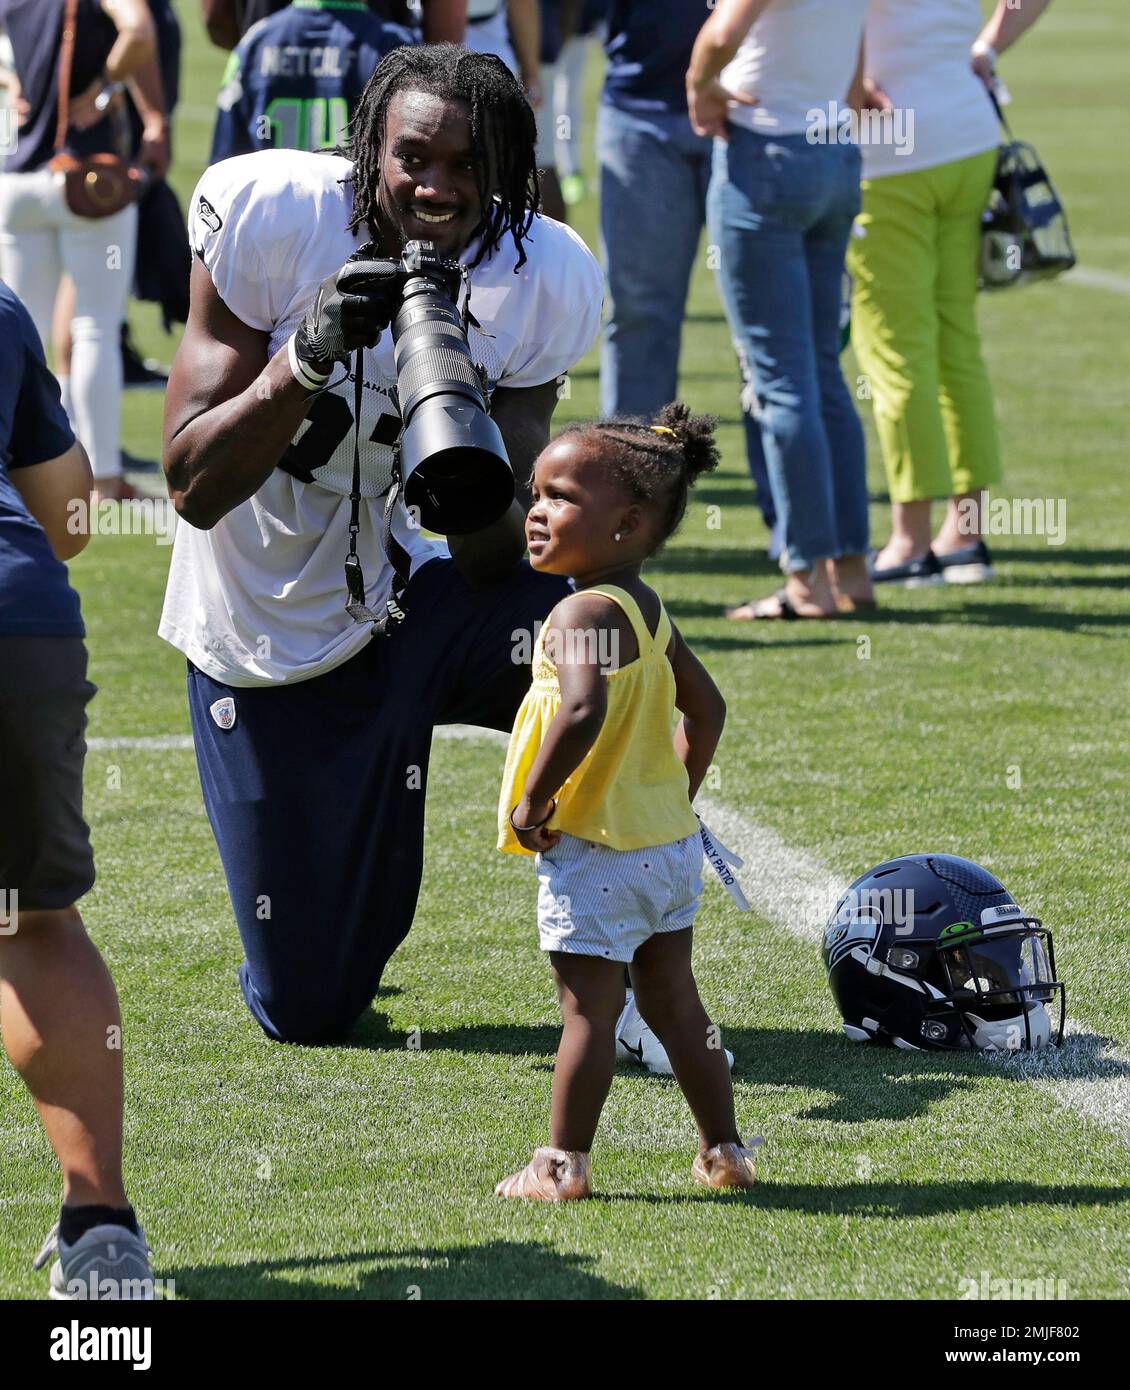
[100,0,155,43]
[164,258,270,448]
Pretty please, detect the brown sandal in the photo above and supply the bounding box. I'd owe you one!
[495,1146,592,1201]
[692,1137,763,1189]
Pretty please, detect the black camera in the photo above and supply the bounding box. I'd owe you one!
[349,239,515,535]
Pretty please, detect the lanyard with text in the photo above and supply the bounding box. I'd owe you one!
[697,816,751,912]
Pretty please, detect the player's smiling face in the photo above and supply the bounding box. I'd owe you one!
[376,90,485,258]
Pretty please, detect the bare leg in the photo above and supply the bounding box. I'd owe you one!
[933,488,986,554]
[830,552,875,608]
[549,953,626,1153]
[873,498,933,568]
[0,907,128,1209]
[629,928,740,1152]
[52,273,75,378]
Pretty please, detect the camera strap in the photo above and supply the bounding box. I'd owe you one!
[343,346,410,635]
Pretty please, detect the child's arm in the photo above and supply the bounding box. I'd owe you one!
[511,593,618,850]
[669,622,726,802]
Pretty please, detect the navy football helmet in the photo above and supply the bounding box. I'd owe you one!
[822,854,1064,1052]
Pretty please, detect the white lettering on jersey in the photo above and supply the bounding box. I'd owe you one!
[260,45,347,79]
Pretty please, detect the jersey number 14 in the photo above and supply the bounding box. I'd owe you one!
[263,97,349,152]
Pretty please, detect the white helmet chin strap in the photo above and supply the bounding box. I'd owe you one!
[965,1005,1053,1051]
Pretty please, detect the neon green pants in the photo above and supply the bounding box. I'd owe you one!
[848,148,1001,503]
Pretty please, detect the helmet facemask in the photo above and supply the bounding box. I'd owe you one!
[931,923,1064,1051]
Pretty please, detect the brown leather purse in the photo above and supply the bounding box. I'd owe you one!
[47,0,142,219]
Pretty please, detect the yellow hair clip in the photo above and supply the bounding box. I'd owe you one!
[651,425,676,438]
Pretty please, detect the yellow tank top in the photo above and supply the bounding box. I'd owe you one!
[497,585,700,855]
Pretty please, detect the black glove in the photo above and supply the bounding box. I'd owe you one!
[294,249,406,371]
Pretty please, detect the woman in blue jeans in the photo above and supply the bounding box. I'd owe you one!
[689,0,872,618]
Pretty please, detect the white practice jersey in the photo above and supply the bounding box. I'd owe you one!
[159,149,603,686]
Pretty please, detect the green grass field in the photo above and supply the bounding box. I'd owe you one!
[2,1,1128,1299]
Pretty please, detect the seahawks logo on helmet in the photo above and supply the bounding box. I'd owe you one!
[823,908,880,970]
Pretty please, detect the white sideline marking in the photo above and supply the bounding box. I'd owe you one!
[1018,1028,1130,1148]
[1065,266,1130,296]
[433,725,508,745]
[86,728,1130,1143]
[86,726,504,752]
[88,734,194,750]
[697,796,845,941]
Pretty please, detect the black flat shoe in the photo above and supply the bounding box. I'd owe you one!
[934,539,994,584]
[868,549,945,587]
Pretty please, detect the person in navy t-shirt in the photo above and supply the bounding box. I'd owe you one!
[0,281,153,1298]
[210,0,417,162]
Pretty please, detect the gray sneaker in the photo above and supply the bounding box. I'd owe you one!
[34,1221,155,1300]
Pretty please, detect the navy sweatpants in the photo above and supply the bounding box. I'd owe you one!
[187,556,568,1043]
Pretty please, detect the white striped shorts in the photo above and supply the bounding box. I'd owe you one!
[534,831,703,962]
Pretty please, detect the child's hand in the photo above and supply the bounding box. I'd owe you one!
[511,795,560,854]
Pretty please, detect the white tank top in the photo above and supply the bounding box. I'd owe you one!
[720,0,870,138]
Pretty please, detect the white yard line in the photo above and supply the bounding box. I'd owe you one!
[696,796,844,942]
[1063,266,1130,295]
[88,734,194,751]
[86,727,504,752]
[87,728,1130,1143]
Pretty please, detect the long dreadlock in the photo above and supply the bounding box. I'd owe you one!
[341,43,541,271]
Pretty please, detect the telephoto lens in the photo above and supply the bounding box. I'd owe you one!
[392,241,514,535]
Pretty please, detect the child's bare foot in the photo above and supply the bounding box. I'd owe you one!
[495,1146,592,1201]
[692,1138,762,1189]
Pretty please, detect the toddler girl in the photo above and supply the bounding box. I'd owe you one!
[496,402,758,1200]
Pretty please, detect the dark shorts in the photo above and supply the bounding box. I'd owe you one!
[0,635,96,913]
[187,556,569,1044]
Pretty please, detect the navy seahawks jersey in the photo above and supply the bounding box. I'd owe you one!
[238,0,403,33]
[210,0,418,165]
